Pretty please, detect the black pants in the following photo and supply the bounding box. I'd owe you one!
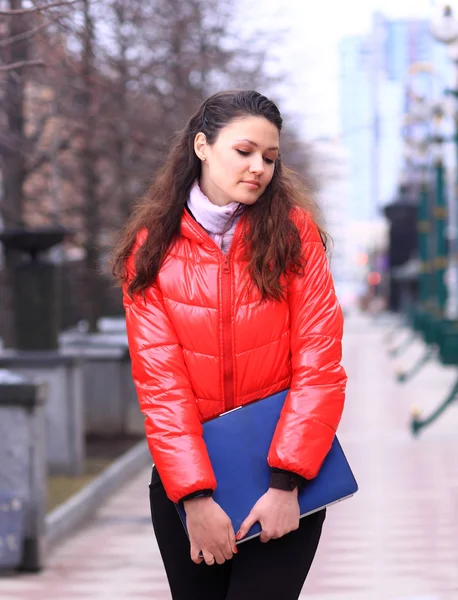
[149,468,326,600]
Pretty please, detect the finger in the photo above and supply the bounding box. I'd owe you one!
[213,548,226,565]
[236,512,257,541]
[221,540,234,561]
[190,546,204,564]
[260,530,272,543]
[202,550,215,566]
[228,526,237,555]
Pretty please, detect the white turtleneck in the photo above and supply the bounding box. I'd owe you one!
[187,181,241,253]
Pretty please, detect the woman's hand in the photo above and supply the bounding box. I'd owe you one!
[183,496,237,566]
[237,487,300,543]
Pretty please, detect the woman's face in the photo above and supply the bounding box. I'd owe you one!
[195,116,280,207]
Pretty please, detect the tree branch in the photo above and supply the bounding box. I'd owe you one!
[0,59,45,72]
[0,18,57,48]
[0,1,80,16]
[28,112,52,150]
[27,139,71,174]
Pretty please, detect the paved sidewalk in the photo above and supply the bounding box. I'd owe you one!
[1,314,458,599]
[305,316,458,599]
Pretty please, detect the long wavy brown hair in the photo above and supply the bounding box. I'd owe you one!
[112,90,326,301]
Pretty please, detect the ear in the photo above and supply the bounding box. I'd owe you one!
[194,132,207,162]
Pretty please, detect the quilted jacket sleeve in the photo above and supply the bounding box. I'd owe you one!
[123,230,216,503]
[267,210,347,480]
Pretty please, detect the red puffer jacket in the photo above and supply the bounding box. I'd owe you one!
[123,207,347,503]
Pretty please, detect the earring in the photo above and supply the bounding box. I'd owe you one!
[201,157,206,162]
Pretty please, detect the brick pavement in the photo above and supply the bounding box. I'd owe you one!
[1,314,458,599]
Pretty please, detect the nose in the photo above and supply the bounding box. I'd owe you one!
[249,155,265,175]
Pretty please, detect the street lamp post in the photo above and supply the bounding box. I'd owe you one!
[409,5,458,432]
[431,4,458,319]
[398,5,458,432]
[432,108,448,317]
[394,82,450,380]
[416,157,433,315]
[402,94,437,338]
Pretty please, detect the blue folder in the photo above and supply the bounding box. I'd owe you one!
[176,389,358,543]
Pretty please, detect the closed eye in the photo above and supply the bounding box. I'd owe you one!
[236,150,275,164]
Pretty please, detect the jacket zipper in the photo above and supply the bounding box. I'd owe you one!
[221,254,235,412]
[184,211,241,413]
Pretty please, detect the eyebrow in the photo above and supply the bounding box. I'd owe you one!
[234,138,279,151]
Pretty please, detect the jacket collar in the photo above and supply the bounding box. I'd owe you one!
[180,208,209,244]
[180,208,245,254]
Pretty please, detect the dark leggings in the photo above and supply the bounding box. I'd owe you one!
[149,468,325,600]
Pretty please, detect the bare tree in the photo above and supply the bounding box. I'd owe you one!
[0,0,79,72]
[71,0,100,332]
[1,0,29,226]
[0,0,79,227]
[1,0,312,339]
[0,0,78,347]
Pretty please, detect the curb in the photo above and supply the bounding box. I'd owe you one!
[46,439,151,548]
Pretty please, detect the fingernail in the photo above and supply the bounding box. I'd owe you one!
[236,531,242,540]
[233,546,238,554]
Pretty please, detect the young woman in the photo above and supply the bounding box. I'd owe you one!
[112,90,347,600]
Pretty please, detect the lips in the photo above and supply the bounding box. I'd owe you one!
[243,180,261,189]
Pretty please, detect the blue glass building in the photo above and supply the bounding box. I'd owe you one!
[339,12,451,223]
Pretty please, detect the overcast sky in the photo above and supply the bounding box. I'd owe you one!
[234,0,440,139]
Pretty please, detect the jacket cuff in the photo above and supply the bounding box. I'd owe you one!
[178,489,213,503]
[269,468,306,491]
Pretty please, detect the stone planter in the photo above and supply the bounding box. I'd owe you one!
[0,353,85,476]
[0,370,47,571]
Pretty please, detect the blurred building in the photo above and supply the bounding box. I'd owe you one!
[339,13,438,220]
[338,12,451,307]
[311,138,355,311]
